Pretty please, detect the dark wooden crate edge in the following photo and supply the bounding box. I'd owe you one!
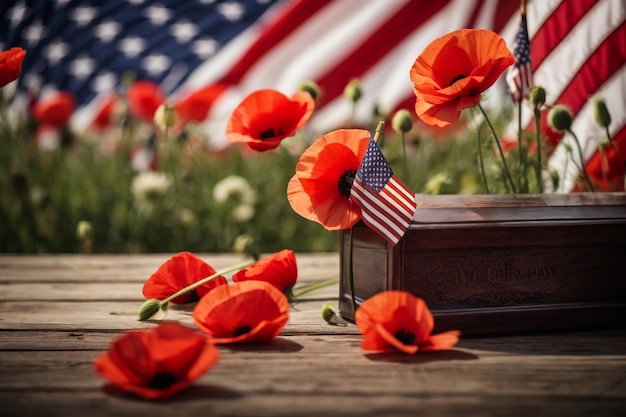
[338,193,626,336]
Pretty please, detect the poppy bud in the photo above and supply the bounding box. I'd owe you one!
[593,97,611,129]
[321,302,339,325]
[76,220,93,239]
[232,233,260,260]
[138,299,167,321]
[343,78,362,102]
[547,105,573,132]
[154,103,177,131]
[549,169,560,191]
[529,86,546,109]
[297,80,320,101]
[392,109,413,134]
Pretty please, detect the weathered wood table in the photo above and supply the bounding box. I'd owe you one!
[1,253,625,417]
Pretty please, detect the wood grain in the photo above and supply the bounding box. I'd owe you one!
[1,254,625,417]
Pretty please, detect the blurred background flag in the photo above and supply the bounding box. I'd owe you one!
[1,0,624,191]
[0,0,284,128]
[506,0,532,103]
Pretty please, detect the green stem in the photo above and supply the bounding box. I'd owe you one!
[517,99,525,192]
[561,147,571,192]
[291,277,339,298]
[605,126,613,144]
[566,128,595,192]
[158,259,254,306]
[534,108,543,193]
[401,132,407,182]
[349,228,356,315]
[475,118,490,194]
[477,103,517,194]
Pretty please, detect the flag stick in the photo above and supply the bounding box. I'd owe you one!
[373,121,384,144]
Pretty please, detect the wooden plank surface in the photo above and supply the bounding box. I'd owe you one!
[1,254,625,417]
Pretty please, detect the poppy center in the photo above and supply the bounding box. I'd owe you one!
[449,74,467,86]
[149,372,177,389]
[394,327,416,345]
[259,127,282,139]
[234,325,252,336]
[337,169,357,199]
[186,290,200,303]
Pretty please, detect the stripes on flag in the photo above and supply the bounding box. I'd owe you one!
[350,139,417,246]
[506,13,532,103]
[3,0,623,191]
[502,0,626,192]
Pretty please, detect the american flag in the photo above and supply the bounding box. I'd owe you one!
[507,0,626,192]
[0,0,282,128]
[2,0,624,191]
[506,11,532,103]
[350,138,417,246]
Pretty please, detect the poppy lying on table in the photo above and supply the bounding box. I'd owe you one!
[232,249,298,293]
[93,322,219,399]
[142,251,227,304]
[355,291,460,355]
[193,280,289,344]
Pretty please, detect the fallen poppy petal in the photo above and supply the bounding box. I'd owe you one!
[192,280,289,344]
[421,330,461,352]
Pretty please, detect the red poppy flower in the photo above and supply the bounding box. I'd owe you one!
[410,29,514,128]
[585,141,626,192]
[287,129,370,230]
[232,249,297,293]
[355,291,460,355]
[127,80,165,122]
[90,95,117,130]
[175,84,226,126]
[93,321,218,399]
[142,252,227,304]
[226,89,314,151]
[32,91,76,127]
[0,47,26,88]
[192,280,289,344]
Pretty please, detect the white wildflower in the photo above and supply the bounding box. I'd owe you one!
[232,204,255,222]
[212,175,256,205]
[131,171,172,202]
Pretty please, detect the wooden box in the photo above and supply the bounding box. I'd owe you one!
[339,193,626,336]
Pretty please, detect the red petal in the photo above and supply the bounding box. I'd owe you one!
[192,280,289,344]
[142,252,227,304]
[232,249,298,292]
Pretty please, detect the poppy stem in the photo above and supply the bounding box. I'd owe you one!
[291,277,340,299]
[565,128,595,192]
[534,108,544,193]
[475,116,490,194]
[516,99,528,193]
[158,259,255,306]
[349,227,357,315]
[401,132,407,182]
[477,103,517,194]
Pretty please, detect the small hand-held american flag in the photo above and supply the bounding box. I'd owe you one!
[350,122,417,246]
[506,0,533,103]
